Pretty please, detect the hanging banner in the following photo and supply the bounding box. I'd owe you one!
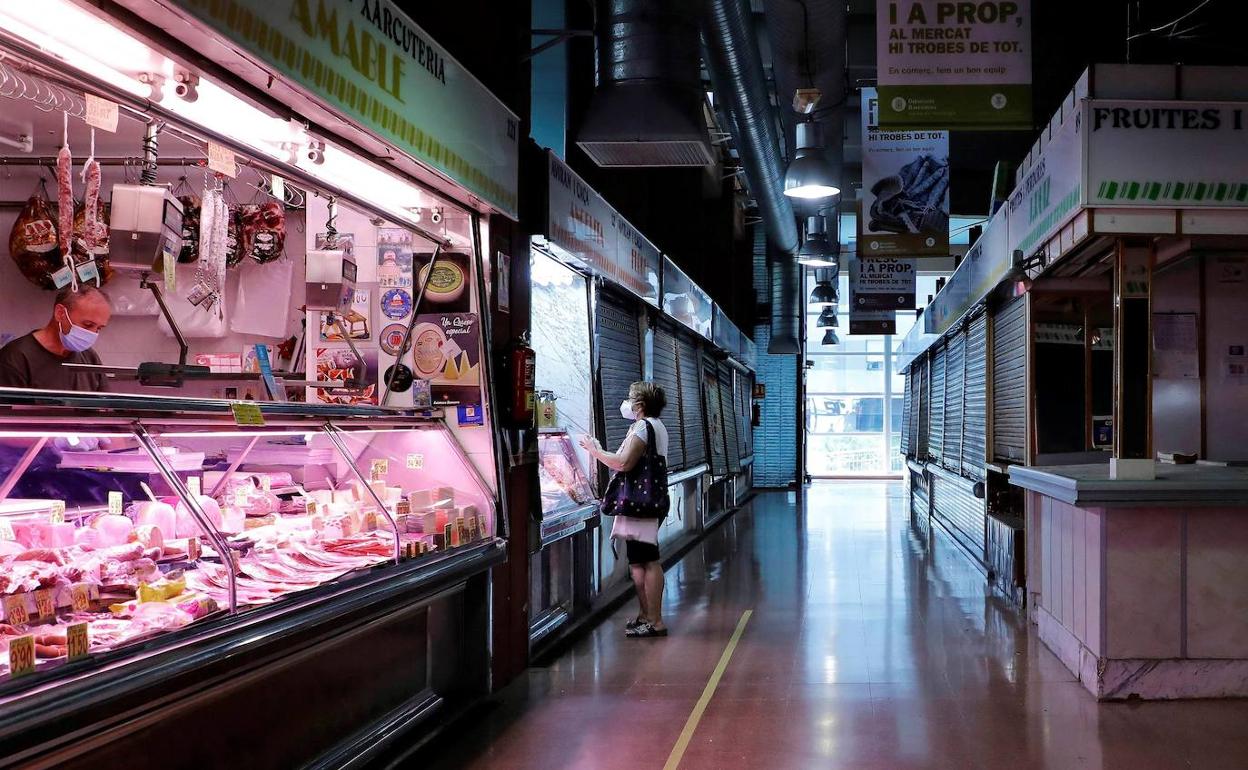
[860,88,950,257]
[1086,100,1248,207]
[171,0,520,218]
[850,256,917,310]
[546,152,661,306]
[662,258,713,339]
[876,0,1031,129]
[849,308,897,336]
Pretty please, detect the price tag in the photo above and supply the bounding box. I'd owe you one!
[3,595,29,626]
[230,401,265,426]
[406,453,424,470]
[70,584,92,613]
[186,537,202,562]
[260,475,271,491]
[76,260,100,285]
[0,518,15,541]
[363,510,379,531]
[163,243,176,293]
[233,488,249,506]
[188,476,201,496]
[49,501,66,525]
[84,94,119,132]
[207,141,238,177]
[8,635,35,678]
[108,491,123,515]
[370,459,389,480]
[34,589,55,619]
[67,623,89,661]
[50,265,74,289]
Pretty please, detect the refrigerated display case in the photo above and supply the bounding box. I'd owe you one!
[0,391,502,767]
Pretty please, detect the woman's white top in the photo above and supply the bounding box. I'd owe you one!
[630,417,668,458]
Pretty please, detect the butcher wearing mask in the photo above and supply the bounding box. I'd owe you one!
[0,285,110,392]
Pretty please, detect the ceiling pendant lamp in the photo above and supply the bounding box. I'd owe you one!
[808,267,838,308]
[797,215,840,267]
[785,121,841,200]
[816,305,838,328]
[822,328,839,345]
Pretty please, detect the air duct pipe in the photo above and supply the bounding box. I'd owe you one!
[701,0,801,353]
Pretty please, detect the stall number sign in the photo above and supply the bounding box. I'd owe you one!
[853,258,917,310]
[230,402,265,426]
[406,453,425,470]
[3,595,29,626]
[108,491,123,516]
[67,623,89,661]
[370,459,389,480]
[8,635,35,677]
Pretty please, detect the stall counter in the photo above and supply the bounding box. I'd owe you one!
[1010,463,1248,700]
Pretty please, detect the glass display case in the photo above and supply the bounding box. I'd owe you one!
[0,392,498,685]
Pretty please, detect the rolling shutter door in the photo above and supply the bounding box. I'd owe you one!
[719,363,742,473]
[992,297,1027,463]
[929,344,947,463]
[942,331,965,474]
[676,331,707,469]
[917,355,929,458]
[703,356,728,475]
[933,474,986,562]
[596,290,643,452]
[652,322,685,469]
[962,311,989,479]
[900,368,913,456]
[741,371,755,458]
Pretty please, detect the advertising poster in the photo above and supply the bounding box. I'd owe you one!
[377,228,414,290]
[311,347,378,406]
[410,313,483,413]
[849,308,898,336]
[876,0,1031,129]
[850,256,917,310]
[319,288,372,341]
[314,232,354,262]
[861,89,950,257]
[412,252,473,314]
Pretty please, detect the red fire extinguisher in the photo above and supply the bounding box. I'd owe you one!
[503,333,536,429]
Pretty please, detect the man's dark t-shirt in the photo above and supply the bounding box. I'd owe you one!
[0,332,106,392]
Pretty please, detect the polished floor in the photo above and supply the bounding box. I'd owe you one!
[422,483,1248,769]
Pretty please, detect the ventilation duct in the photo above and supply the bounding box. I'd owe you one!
[702,0,801,353]
[578,0,714,167]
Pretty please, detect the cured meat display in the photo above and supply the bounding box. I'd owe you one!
[0,471,491,680]
[240,201,286,263]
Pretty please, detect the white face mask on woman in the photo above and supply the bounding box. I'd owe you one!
[620,399,636,420]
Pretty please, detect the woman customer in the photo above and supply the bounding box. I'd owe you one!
[580,381,670,638]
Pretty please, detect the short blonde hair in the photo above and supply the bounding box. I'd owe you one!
[629,381,666,417]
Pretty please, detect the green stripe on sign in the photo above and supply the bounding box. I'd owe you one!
[1127,182,1140,200]
[1106,182,1118,199]
[1147,182,1161,201]
[1238,184,1248,202]
[1174,183,1185,199]
[1195,182,1207,200]
[1098,181,1108,198]
[1163,182,1172,199]
[1215,183,1227,201]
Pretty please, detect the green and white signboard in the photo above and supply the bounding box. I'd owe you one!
[174,0,520,218]
[877,0,1032,130]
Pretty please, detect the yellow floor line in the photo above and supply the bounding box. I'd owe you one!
[663,609,754,770]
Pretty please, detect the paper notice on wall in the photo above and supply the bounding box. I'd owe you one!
[860,89,950,257]
[84,94,119,133]
[876,0,1031,129]
[1153,312,1199,379]
[1226,344,1248,385]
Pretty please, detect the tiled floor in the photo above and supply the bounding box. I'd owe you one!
[420,482,1248,769]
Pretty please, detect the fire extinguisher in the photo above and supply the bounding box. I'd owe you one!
[503,333,537,429]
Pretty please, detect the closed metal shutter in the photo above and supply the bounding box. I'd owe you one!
[741,371,754,458]
[917,355,929,458]
[911,470,930,521]
[676,331,707,469]
[652,321,685,469]
[932,474,986,563]
[703,356,728,475]
[900,369,913,456]
[942,330,965,473]
[734,369,750,460]
[596,289,643,452]
[719,363,742,473]
[992,297,1027,463]
[962,311,989,479]
[930,344,947,463]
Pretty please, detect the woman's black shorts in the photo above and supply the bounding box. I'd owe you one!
[625,539,660,565]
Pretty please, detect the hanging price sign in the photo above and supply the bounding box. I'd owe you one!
[230,401,265,426]
[108,491,123,515]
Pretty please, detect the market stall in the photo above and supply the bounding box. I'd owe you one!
[0,0,515,760]
[898,63,1248,700]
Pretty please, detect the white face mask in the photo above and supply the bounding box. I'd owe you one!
[619,399,636,421]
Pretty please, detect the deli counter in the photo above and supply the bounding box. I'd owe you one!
[0,390,503,767]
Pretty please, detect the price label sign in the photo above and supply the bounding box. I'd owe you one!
[50,501,66,525]
[260,475,272,491]
[108,491,123,515]
[406,453,424,470]
[34,589,55,619]
[8,635,35,678]
[84,94,120,132]
[370,459,389,480]
[234,488,249,507]
[3,595,29,626]
[186,537,202,562]
[188,476,201,496]
[364,510,379,531]
[70,584,92,613]
[67,623,89,661]
[230,401,265,426]
[0,518,15,541]
[207,141,238,177]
